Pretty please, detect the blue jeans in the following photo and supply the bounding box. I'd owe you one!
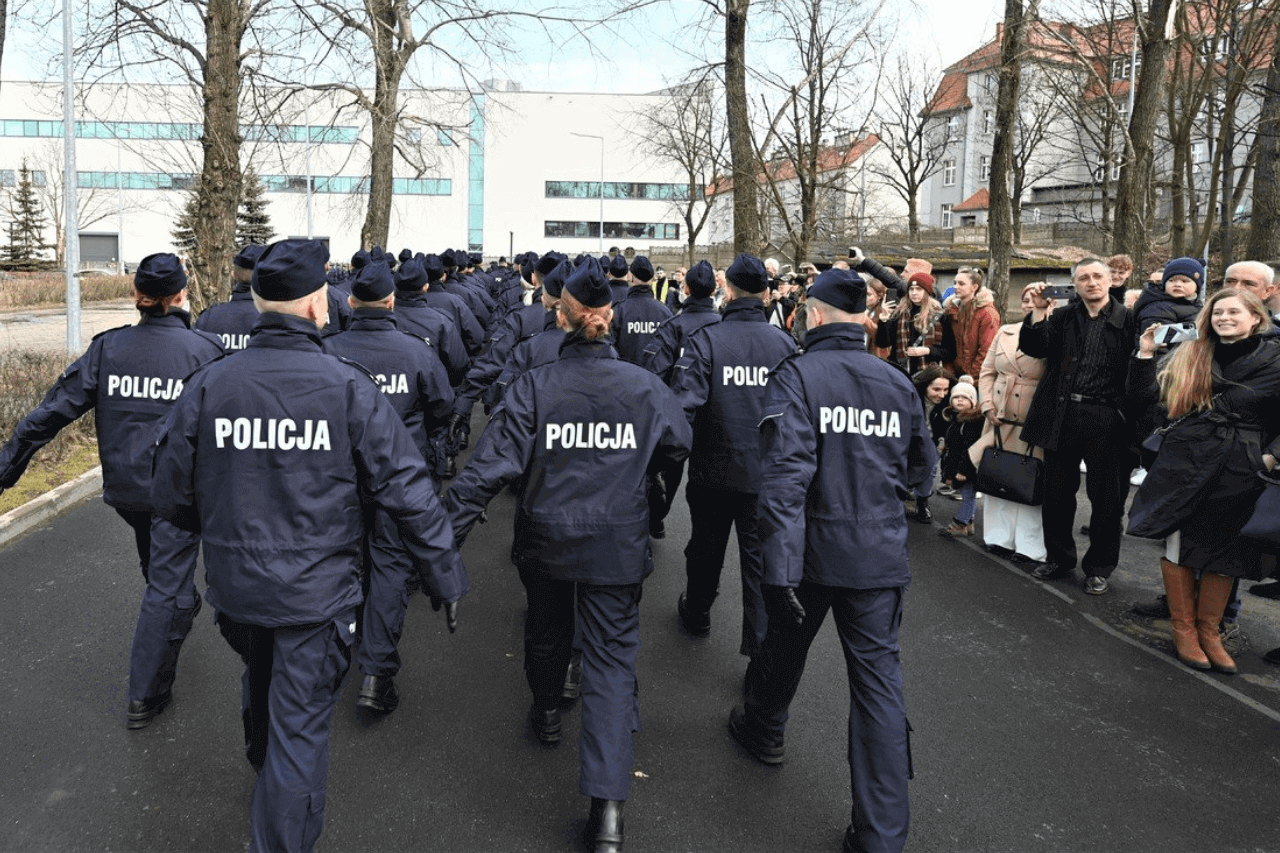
[955,481,977,525]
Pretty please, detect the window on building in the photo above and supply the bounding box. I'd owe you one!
[1111,53,1143,81]
[940,203,954,228]
[436,128,455,146]
[983,110,993,134]
[979,155,991,182]
[545,180,691,200]
[0,119,356,143]
[406,127,423,145]
[543,221,680,240]
[943,159,956,186]
[946,116,961,141]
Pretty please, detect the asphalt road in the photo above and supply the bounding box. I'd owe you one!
[3,440,1280,852]
[0,301,139,353]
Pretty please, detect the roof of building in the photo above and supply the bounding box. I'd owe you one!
[954,188,990,212]
[707,133,880,196]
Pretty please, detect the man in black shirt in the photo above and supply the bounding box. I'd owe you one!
[1019,259,1137,595]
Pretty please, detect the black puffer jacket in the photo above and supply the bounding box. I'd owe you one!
[1131,282,1201,346]
[1126,335,1280,579]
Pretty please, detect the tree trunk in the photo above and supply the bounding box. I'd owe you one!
[361,0,403,251]
[1114,0,1176,266]
[987,0,1032,320]
[1246,48,1280,263]
[725,0,759,254]
[907,196,919,242]
[189,0,246,312]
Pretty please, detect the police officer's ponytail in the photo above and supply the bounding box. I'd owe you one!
[558,290,613,341]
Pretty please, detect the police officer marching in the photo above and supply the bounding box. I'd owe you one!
[610,255,672,365]
[322,259,456,714]
[670,253,797,663]
[445,257,691,853]
[151,239,467,853]
[194,243,266,351]
[0,253,225,729]
[733,268,935,853]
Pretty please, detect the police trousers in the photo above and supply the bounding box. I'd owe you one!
[743,582,910,853]
[217,612,355,853]
[684,481,767,657]
[126,514,202,703]
[519,566,642,802]
[356,507,414,678]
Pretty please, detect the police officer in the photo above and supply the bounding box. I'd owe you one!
[0,253,225,729]
[389,254,471,388]
[151,239,467,853]
[732,268,934,853]
[445,257,690,853]
[195,243,265,351]
[671,253,796,658]
[606,254,631,305]
[440,248,495,333]
[323,261,455,713]
[420,252,484,359]
[492,259,573,403]
[611,256,672,365]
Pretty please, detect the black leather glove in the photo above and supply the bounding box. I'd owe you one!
[431,595,458,633]
[763,584,805,627]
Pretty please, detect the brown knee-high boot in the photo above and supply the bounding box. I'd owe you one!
[1161,559,1209,670]
[1195,572,1238,674]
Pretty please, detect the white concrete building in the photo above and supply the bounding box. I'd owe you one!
[0,81,690,267]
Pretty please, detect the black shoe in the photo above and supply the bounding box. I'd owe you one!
[529,705,561,746]
[1264,647,1280,666]
[1030,562,1074,581]
[985,543,1013,558]
[728,706,784,766]
[585,798,625,853]
[1249,581,1280,600]
[561,650,583,707]
[649,519,666,539]
[356,675,400,714]
[677,593,711,638]
[443,457,458,480]
[842,825,857,853]
[126,690,173,730]
[909,501,932,523]
[1130,594,1170,618]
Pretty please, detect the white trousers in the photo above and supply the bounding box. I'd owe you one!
[981,494,1047,561]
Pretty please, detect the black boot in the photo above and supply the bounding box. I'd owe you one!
[356,674,400,714]
[910,497,932,524]
[677,592,711,638]
[585,797,625,853]
[528,704,561,746]
[561,649,583,707]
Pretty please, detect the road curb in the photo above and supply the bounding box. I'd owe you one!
[0,466,103,549]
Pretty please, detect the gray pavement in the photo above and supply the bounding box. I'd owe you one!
[0,300,139,353]
[3,440,1280,852]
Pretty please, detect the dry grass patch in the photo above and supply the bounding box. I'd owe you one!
[0,272,134,310]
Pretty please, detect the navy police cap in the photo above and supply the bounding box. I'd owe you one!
[351,261,396,302]
[607,255,630,279]
[135,252,188,298]
[807,267,867,314]
[630,256,654,283]
[726,253,767,294]
[251,239,329,301]
[565,256,611,308]
[542,259,571,299]
[232,244,265,271]
[685,260,716,298]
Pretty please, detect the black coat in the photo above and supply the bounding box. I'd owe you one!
[1126,336,1280,579]
[1017,296,1136,452]
[1131,282,1201,346]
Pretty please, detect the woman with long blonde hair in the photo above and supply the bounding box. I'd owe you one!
[875,271,955,374]
[1128,288,1280,674]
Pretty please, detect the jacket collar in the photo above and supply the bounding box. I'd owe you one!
[230,284,254,300]
[395,289,428,306]
[558,329,618,360]
[626,284,655,299]
[139,309,193,329]
[1073,294,1126,329]
[803,322,867,352]
[349,308,398,331]
[681,297,716,313]
[722,298,767,322]
[248,311,325,351]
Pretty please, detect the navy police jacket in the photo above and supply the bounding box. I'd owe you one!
[454,301,550,417]
[494,313,565,402]
[421,286,484,357]
[672,298,795,492]
[322,284,352,336]
[758,323,935,590]
[392,289,471,386]
[194,285,258,351]
[0,311,224,511]
[641,296,721,384]
[611,285,673,365]
[151,312,467,626]
[322,309,454,467]
[446,332,691,585]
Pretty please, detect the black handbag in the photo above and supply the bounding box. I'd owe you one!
[975,425,1045,507]
[1240,471,1280,552]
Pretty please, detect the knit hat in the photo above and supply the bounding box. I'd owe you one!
[903,258,933,278]
[950,380,978,406]
[1162,257,1204,289]
[135,253,188,298]
[251,240,329,301]
[906,272,935,296]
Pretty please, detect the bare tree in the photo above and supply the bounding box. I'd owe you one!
[29,142,139,267]
[1247,44,1280,262]
[642,73,730,265]
[750,0,885,265]
[988,0,1038,316]
[869,53,948,242]
[721,0,761,253]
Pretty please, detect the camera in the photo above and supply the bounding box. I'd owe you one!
[1154,322,1198,345]
[1042,284,1076,301]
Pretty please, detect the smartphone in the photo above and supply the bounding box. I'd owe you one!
[1042,284,1076,300]
[1154,322,1198,345]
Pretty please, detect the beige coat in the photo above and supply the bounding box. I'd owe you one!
[969,322,1046,468]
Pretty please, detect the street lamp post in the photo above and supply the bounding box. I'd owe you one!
[571,132,604,252]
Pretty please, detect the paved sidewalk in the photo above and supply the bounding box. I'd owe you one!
[0,300,138,353]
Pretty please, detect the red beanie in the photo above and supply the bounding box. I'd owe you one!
[907,272,935,296]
